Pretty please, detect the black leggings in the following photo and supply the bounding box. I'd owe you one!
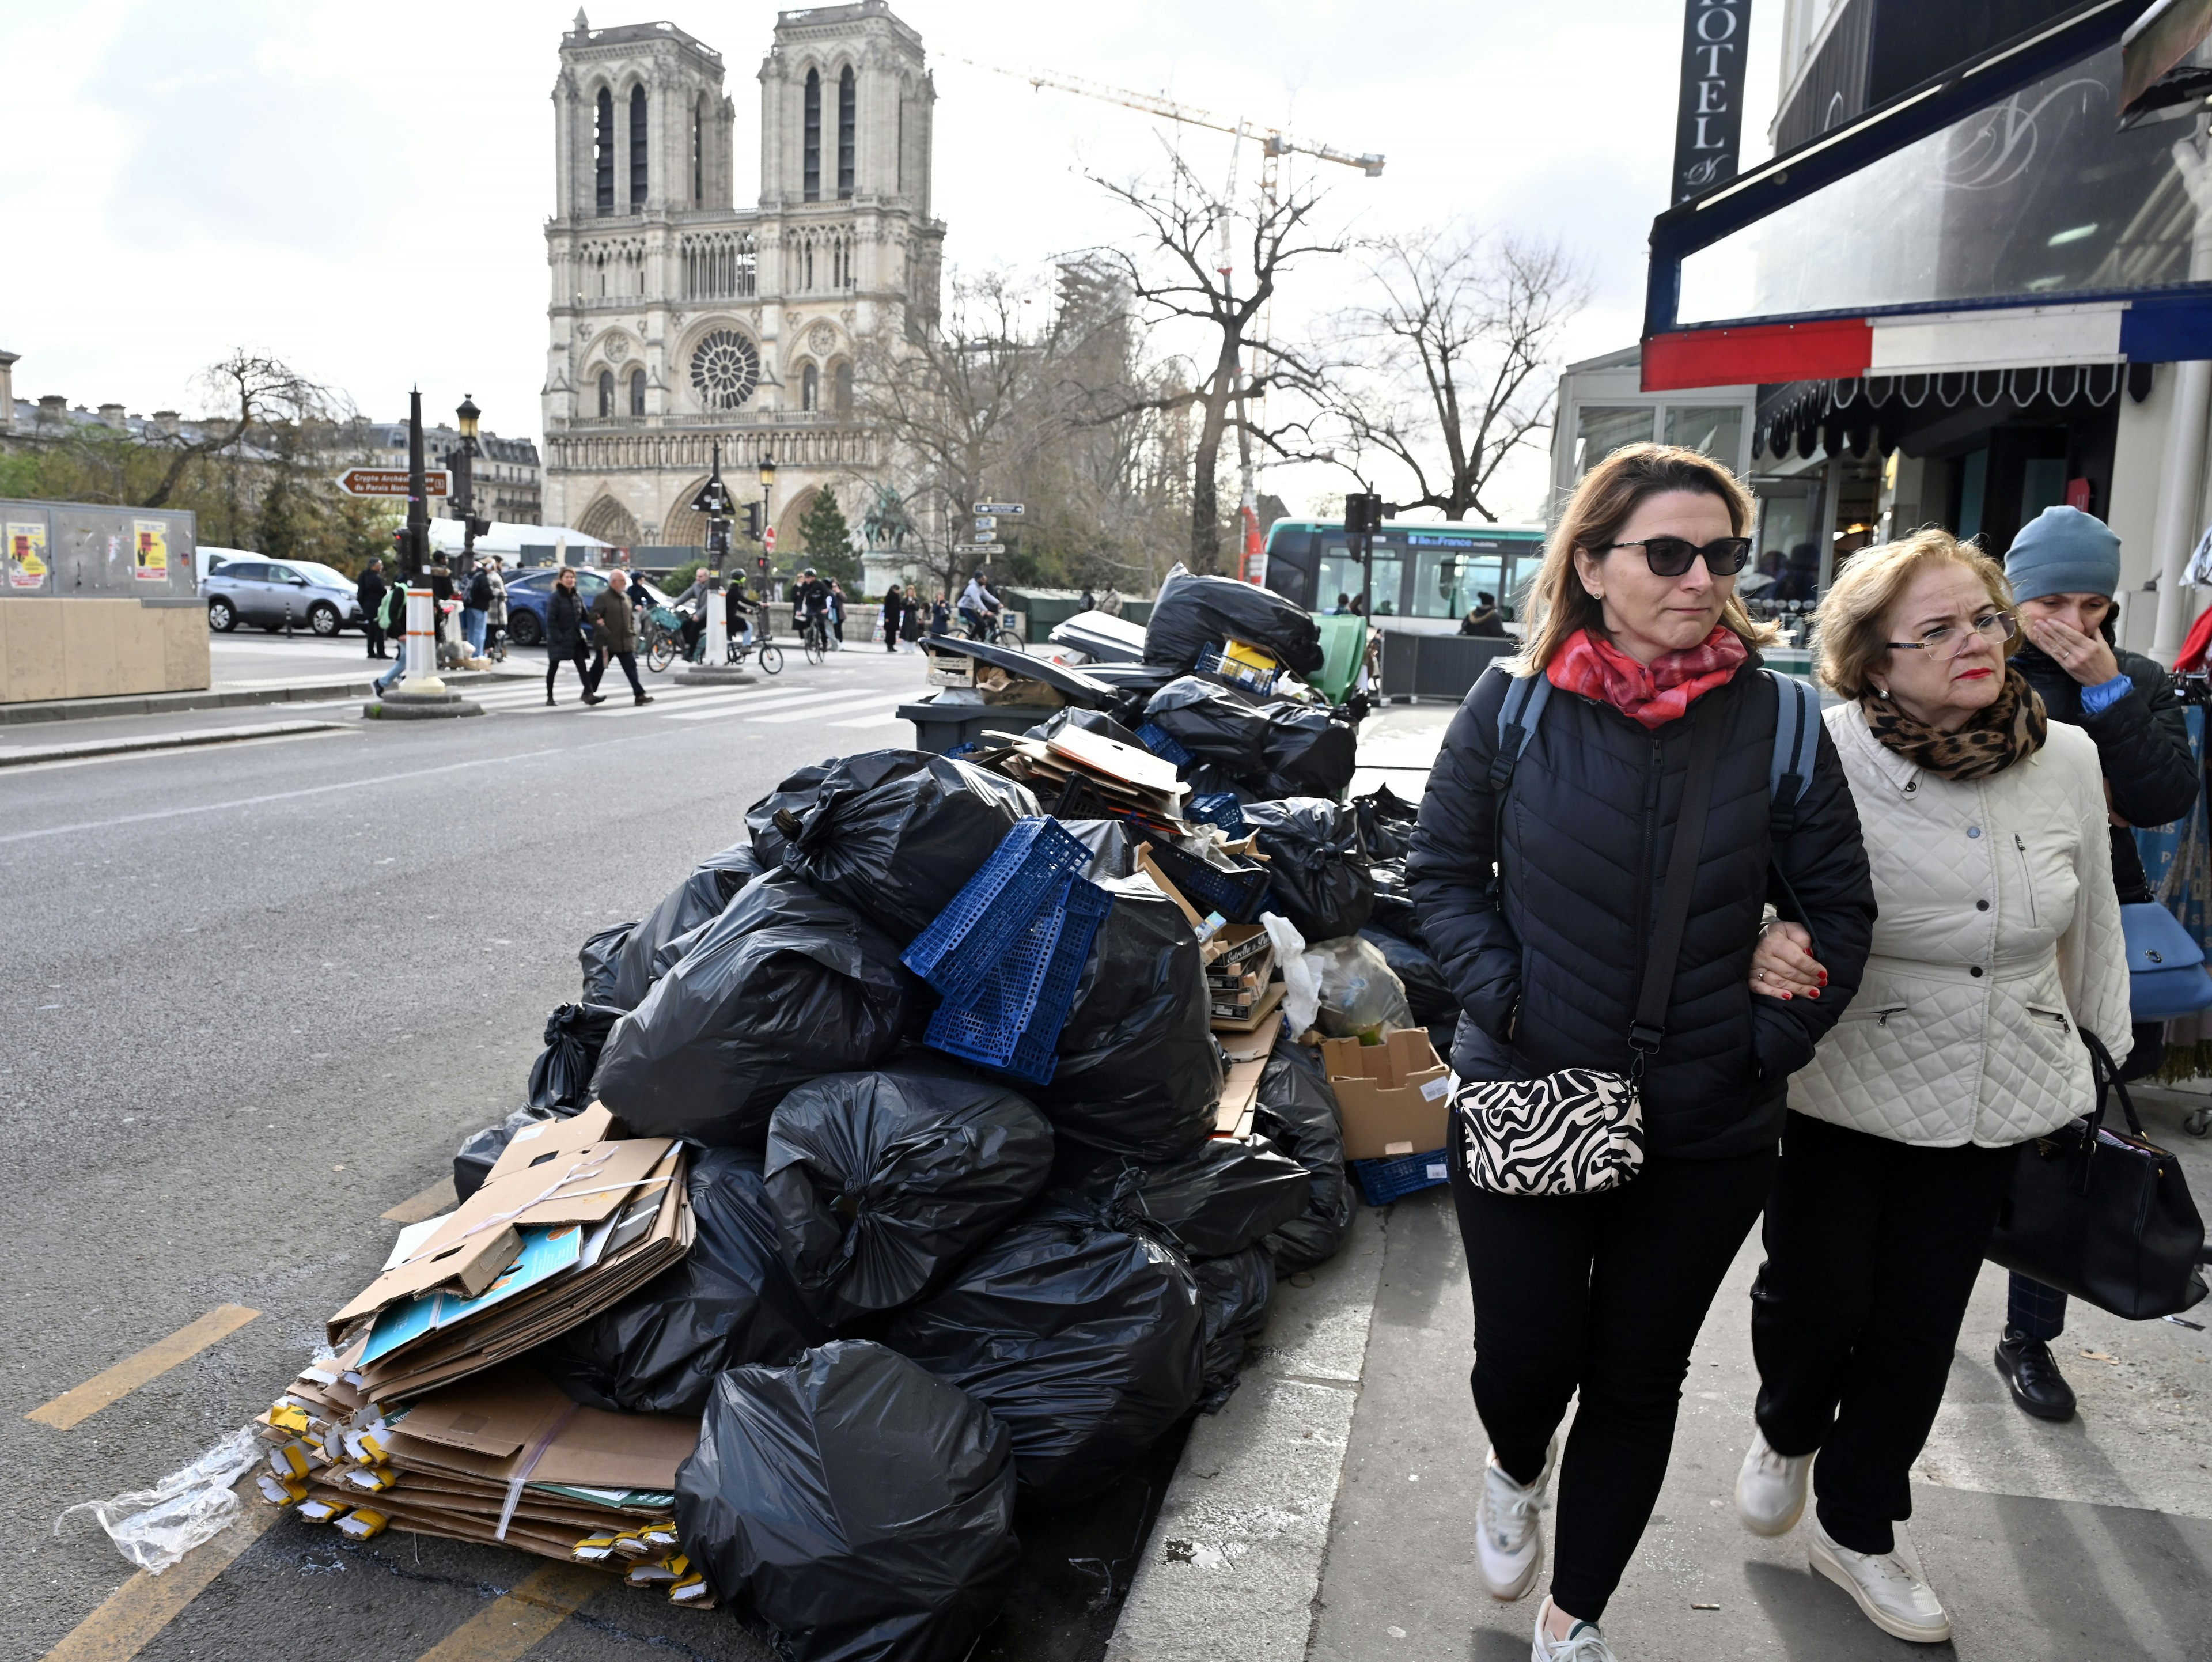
[1451,1142,1775,1621]
[1752,1111,2017,1555]
[546,642,590,697]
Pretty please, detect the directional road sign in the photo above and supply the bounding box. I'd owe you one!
[973,516,998,531]
[953,543,1000,554]
[972,502,1025,516]
[338,467,450,498]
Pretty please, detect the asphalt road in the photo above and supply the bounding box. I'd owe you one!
[3,645,1154,1661]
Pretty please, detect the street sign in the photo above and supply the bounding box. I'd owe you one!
[953,542,999,554]
[973,516,998,531]
[765,525,778,552]
[338,467,450,498]
[972,502,1025,516]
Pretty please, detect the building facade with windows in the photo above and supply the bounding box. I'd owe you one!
[541,4,942,557]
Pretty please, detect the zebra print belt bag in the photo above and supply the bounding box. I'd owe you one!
[1457,698,1725,1197]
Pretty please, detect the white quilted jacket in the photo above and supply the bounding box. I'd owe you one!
[1789,703,2131,1148]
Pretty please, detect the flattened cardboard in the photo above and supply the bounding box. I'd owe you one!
[1324,1028,1452,1160]
[1211,979,1286,1034]
[485,1104,615,1183]
[1213,1055,1267,1135]
[392,1363,698,1491]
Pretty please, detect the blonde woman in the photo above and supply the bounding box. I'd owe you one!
[1407,444,1876,1661]
[1740,530,2129,1644]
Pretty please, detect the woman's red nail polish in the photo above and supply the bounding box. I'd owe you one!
[1782,992,1793,1000]
[1807,989,1820,999]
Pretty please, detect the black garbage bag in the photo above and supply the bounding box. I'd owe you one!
[882,1191,1205,1505]
[1022,706,1146,751]
[612,842,766,1010]
[1259,703,1358,800]
[1242,798,1373,942]
[1351,785,1422,862]
[1143,677,1267,774]
[775,751,1039,945]
[747,760,835,869]
[528,1002,624,1114]
[531,1149,829,1414]
[1181,762,1262,806]
[579,921,635,1008]
[1195,1247,1275,1412]
[1367,860,1423,947]
[1360,926,1457,1025]
[677,1342,1018,1662]
[1143,563,1324,676]
[1047,876,1223,1164]
[1065,818,1135,880]
[1077,1137,1312,1259]
[592,872,915,1146]
[1253,1030,1354,1273]
[453,1103,577,1202]
[764,1067,1055,1326]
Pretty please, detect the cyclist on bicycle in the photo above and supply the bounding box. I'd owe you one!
[794,568,832,648]
[958,571,1001,639]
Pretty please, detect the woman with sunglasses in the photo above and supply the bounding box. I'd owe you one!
[1408,443,1874,1661]
[1735,529,2129,1646]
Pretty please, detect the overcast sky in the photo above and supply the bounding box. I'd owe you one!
[0,1,1781,524]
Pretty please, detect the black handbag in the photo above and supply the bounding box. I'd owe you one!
[1986,1030,2209,1320]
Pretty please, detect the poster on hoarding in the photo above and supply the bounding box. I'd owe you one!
[133,518,168,580]
[6,521,48,589]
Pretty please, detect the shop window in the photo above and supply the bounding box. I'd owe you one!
[1574,406,1654,477]
[1664,404,1744,469]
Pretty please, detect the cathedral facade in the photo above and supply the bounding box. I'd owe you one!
[541,3,942,562]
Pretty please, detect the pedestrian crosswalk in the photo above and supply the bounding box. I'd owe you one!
[442,673,917,730]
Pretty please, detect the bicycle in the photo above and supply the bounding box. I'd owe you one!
[959,607,1025,650]
[799,608,831,665]
[643,605,684,673]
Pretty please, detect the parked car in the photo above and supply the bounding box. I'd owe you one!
[501,567,672,647]
[202,558,365,636]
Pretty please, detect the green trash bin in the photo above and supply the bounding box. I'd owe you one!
[1308,613,1368,704]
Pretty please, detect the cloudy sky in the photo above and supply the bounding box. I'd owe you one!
[0,1,1780,523]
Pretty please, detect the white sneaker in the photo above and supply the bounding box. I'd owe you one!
[1734,1428,1810,1536]
[1477,1440,1555,1602]
[1531,1596,1619,1661]
[1806,1516,1950,1643]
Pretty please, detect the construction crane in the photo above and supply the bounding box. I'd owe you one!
[955,58,1385,578]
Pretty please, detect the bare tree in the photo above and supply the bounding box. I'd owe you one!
[1086,156,1345,571]
[141,350,344,509]
[1327,226,1588,521]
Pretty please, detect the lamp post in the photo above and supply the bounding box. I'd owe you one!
[367,386,482,719]
[757,449,777,599]
[452,394,484,577]
[695,444,735,665]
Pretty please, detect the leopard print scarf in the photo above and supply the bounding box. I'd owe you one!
[1862,667,2048,782]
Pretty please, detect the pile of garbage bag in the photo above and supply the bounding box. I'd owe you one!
[1143,563,1324,677]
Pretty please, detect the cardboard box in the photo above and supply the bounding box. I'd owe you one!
[1323,1028,1453,1160]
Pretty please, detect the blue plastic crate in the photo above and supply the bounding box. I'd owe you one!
[1189,793,1247,835]
[1195,644,1279,696]
[902,817,1093,1005]
[1350,1147,1452,1206]
[925,874,1111,1084]
[1135,722,1194,768]
[943,741,980,759]
[1142,836,1272,923]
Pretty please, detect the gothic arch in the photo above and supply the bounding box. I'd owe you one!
[661,478,713,550]
[578,494,642,547]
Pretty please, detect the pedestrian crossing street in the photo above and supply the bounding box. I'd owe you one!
[449,671,915,730]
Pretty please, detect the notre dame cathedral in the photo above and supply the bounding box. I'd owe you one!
[541,3,942,562]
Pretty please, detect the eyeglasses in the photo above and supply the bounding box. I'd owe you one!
[1884,609,2017,653]
[1603,536,1753,578]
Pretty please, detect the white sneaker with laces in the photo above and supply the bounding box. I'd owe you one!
[1806,1516,1950,1643]
[1734,1427,1810,1536]
[1530,1596,1619,1661]
[1476,1440,1556,1602]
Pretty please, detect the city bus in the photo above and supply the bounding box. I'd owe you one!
[1258,519,1548,634]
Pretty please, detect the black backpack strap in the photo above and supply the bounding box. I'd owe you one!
[1486,672,1550,898]
[1764,668,1820,841]
[1630,706,1726,1063]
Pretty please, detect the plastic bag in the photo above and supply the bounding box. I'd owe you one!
[882,1191,1205,1505]
[527,1002,624,1114]
[1359,926,1457,1025]
[1195,1246,1275,1412]
[1259,703,1358,800]
[1023,706,1146,752]
[613,842,766,1009]
[1143,563,1324,676]
[1078,1137,1312,1259]
[579,920,635,1007]
[1305,934,1414,1041]
[454,1103,575,1202]
[747,761,835,869]
[1243,798,1374,942]
[532,1149,828,1414]
[1351,785,1422,862]
[1254,1029,1354,1273]
[764,1066,1055,1326]
[1142,677,1268,774]
[1263,911,1321,1036]
[592,871,915,1146]
[56,1426,260,1573]
[1367,860,1424,947]
[1046,876,1224,1164]
[676,1341,1020,1662]
[776,751,1039,945]
[1065,817,1136,879]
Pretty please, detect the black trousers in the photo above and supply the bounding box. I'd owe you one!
[364,621,385,657]
[1751,1111,2018,1555]
[589,648,645,697]
[546,642,590,697]
[1450,1143,1775,1620]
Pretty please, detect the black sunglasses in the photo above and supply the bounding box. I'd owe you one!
[1603,535,1753,578]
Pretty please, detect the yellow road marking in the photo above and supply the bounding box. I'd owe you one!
[414,1563,604,1661]
[42,1503,279,1662]
[384,1176,457,1224]
[28,1306,260,1430]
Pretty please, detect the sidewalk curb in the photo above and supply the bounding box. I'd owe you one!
[0,720,349,767]
[0,670,520,726]
[1105,1206,1389,1662]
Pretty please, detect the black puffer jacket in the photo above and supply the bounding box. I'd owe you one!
[2012,637,2196,904]
[1407,658,1877,1160]
[548,585,587,649]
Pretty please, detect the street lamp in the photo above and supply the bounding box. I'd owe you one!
[452,394,484,576]
[757,450,776,595]
[692,443,737,668]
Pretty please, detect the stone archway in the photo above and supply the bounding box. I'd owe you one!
[577,494,642,548]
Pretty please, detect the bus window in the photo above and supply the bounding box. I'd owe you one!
[1410,549,1505,619]
[1320,543,1403,615]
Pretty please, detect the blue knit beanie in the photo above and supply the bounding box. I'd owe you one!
[2005,506,2121,601]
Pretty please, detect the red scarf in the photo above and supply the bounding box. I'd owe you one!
[1547,625,1747,729]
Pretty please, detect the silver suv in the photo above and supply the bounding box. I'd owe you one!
[203,558,365,636]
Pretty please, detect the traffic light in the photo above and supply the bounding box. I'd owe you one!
[741,502,763,541]
[1344,491,1385,535]
[756,553,769,577]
